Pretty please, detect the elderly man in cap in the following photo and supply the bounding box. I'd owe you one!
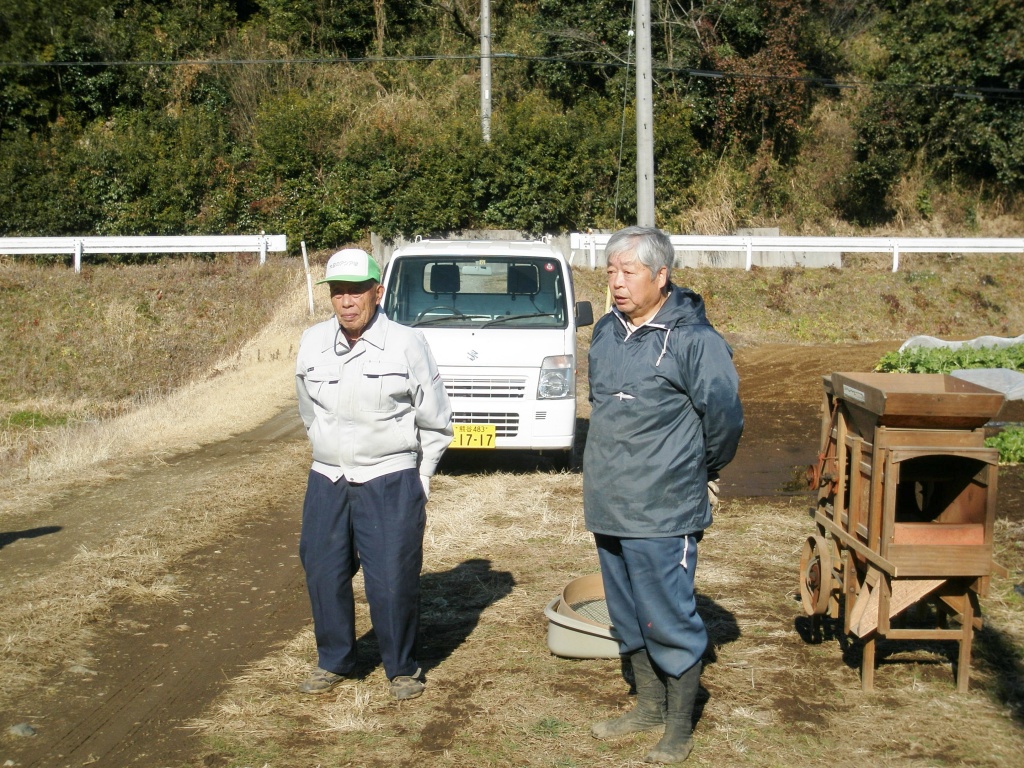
[295,248,453,700]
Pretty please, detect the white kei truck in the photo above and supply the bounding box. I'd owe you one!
[380,237,594,466]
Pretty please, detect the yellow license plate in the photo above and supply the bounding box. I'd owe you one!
[450,423,496,448]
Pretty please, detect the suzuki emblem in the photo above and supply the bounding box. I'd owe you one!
[467,349,479,361]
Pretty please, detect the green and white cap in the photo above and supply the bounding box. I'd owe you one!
[317,248,381,284]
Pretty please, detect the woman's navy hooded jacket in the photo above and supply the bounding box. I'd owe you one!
[583,283,744,537]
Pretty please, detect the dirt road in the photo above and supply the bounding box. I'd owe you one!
[2,340,1021,767]
[0,411,314,767]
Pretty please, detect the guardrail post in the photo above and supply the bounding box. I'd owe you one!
[74,240,83,273]
[259,233,267,266]
[301,240,315,316]
[745,239,753,271]
[891,241,900,272]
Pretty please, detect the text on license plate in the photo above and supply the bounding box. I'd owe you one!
[450,423,496,448]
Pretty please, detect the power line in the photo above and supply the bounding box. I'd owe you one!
[0,53,484,68]
[1,50,1021,100]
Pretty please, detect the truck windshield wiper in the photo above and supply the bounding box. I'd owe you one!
[411,314,490,327]
[481,313,558,327]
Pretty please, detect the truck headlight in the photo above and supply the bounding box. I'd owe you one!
[538,355,574,399]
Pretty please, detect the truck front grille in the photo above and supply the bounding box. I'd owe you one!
[452,411,519,437]
[443,376,527,399]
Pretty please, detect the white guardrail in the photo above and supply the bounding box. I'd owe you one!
[0,234,287,272]
[569,233,1024,272]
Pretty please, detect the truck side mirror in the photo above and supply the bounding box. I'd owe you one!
[575,301,594,327]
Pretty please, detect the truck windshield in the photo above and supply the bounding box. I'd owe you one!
[383,256,569,328]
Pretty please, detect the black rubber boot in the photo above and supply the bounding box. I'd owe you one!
[592,650,666,739]
[644,661,701,764]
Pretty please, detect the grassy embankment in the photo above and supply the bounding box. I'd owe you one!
[4,249,1024,481]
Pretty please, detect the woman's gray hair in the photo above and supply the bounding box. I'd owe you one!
[604,226,674,280]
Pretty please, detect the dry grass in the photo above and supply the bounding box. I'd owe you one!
[671,157,744,236]
[0,255,300,404]
[571,253,1024,347]
[0,258,315,515]
[0,255,309,501]
[183,490,1024,767]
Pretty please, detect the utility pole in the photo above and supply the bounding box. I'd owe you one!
[635,0,655,226]
[480,0,492,143]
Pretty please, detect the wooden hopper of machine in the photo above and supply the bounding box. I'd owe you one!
[800,372,1005,692]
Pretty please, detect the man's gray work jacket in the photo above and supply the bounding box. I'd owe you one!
[296,309,453,484]
[583,283,743,537]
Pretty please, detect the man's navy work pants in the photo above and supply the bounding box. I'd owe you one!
[595,532,708,678]
[300,468,426,680]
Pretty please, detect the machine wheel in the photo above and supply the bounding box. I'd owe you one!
[799,534,834,616]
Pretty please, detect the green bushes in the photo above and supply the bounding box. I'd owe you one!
[241,86,646,245]
[478,94,626,232]
[987,427,1024,465]
[2,1,1024,246]
[875,345,1024,374]
[0,107,236,238]
[841,0,1024,223]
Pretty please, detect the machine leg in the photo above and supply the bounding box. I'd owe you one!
[956,594,975,694]
[861,636,876,691]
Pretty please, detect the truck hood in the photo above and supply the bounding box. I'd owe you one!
[417,327,572,368]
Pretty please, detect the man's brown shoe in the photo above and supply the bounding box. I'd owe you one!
[390,669,425,700]
[298,668,345,694]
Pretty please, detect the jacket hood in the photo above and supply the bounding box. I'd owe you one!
[651,283,709,328]
[610,283,712,368]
